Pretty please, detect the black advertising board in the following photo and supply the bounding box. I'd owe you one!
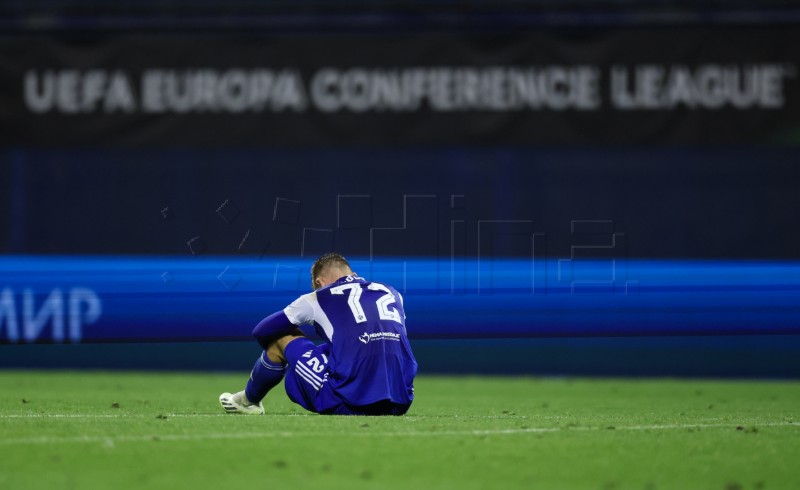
[1,28,799,147]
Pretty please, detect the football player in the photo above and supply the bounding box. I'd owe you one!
[220,253,417,415]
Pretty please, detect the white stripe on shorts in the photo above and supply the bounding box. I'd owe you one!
[294,366,322,390]
[295,362,324,388]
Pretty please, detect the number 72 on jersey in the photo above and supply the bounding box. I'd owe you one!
[330,283,403,324]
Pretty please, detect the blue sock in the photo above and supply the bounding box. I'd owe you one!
[245,351,286,404]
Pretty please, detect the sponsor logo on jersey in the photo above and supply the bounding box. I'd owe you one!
[358,331,401,344]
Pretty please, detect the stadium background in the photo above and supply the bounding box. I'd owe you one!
[2,0,800,377]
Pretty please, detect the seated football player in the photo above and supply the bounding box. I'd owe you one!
[220,253,418,416]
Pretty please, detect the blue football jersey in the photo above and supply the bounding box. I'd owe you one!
[283,275,417,408]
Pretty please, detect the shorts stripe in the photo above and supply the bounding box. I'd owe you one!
[294,366,322,390]
[295,361,324,383]
[295,364,323,386]
[295,363,324,387]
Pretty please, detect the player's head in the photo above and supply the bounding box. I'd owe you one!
[311,252,353,290]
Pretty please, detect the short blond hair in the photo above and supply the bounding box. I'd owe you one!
[310,252,351,290]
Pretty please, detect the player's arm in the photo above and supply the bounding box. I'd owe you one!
[251,311,301,350]
[252,293,314,350]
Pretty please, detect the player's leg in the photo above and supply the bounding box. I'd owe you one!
[219,331,304,415]
[265,332,305,364]
[219,353,274,415]
[281,338,334,414]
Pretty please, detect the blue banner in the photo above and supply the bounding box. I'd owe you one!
[1,256,798,343]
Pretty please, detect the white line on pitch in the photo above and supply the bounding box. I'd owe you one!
[0,413,528,420]
[0,413,749,422]
[0,422,796,446]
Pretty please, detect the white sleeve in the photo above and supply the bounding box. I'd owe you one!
[283,292,316,326]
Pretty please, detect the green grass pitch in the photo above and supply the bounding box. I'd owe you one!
[1,371,799,490]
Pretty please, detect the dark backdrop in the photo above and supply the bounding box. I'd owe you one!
[4,146,800,259]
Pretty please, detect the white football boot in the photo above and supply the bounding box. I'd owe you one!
[219,391,264,415]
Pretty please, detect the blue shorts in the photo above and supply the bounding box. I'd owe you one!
[283,338,410,416]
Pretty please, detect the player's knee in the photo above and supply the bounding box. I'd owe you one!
[265,340,285,365]
[265,332,305,364]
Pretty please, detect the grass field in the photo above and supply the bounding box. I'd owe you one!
[1,371,799,490]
